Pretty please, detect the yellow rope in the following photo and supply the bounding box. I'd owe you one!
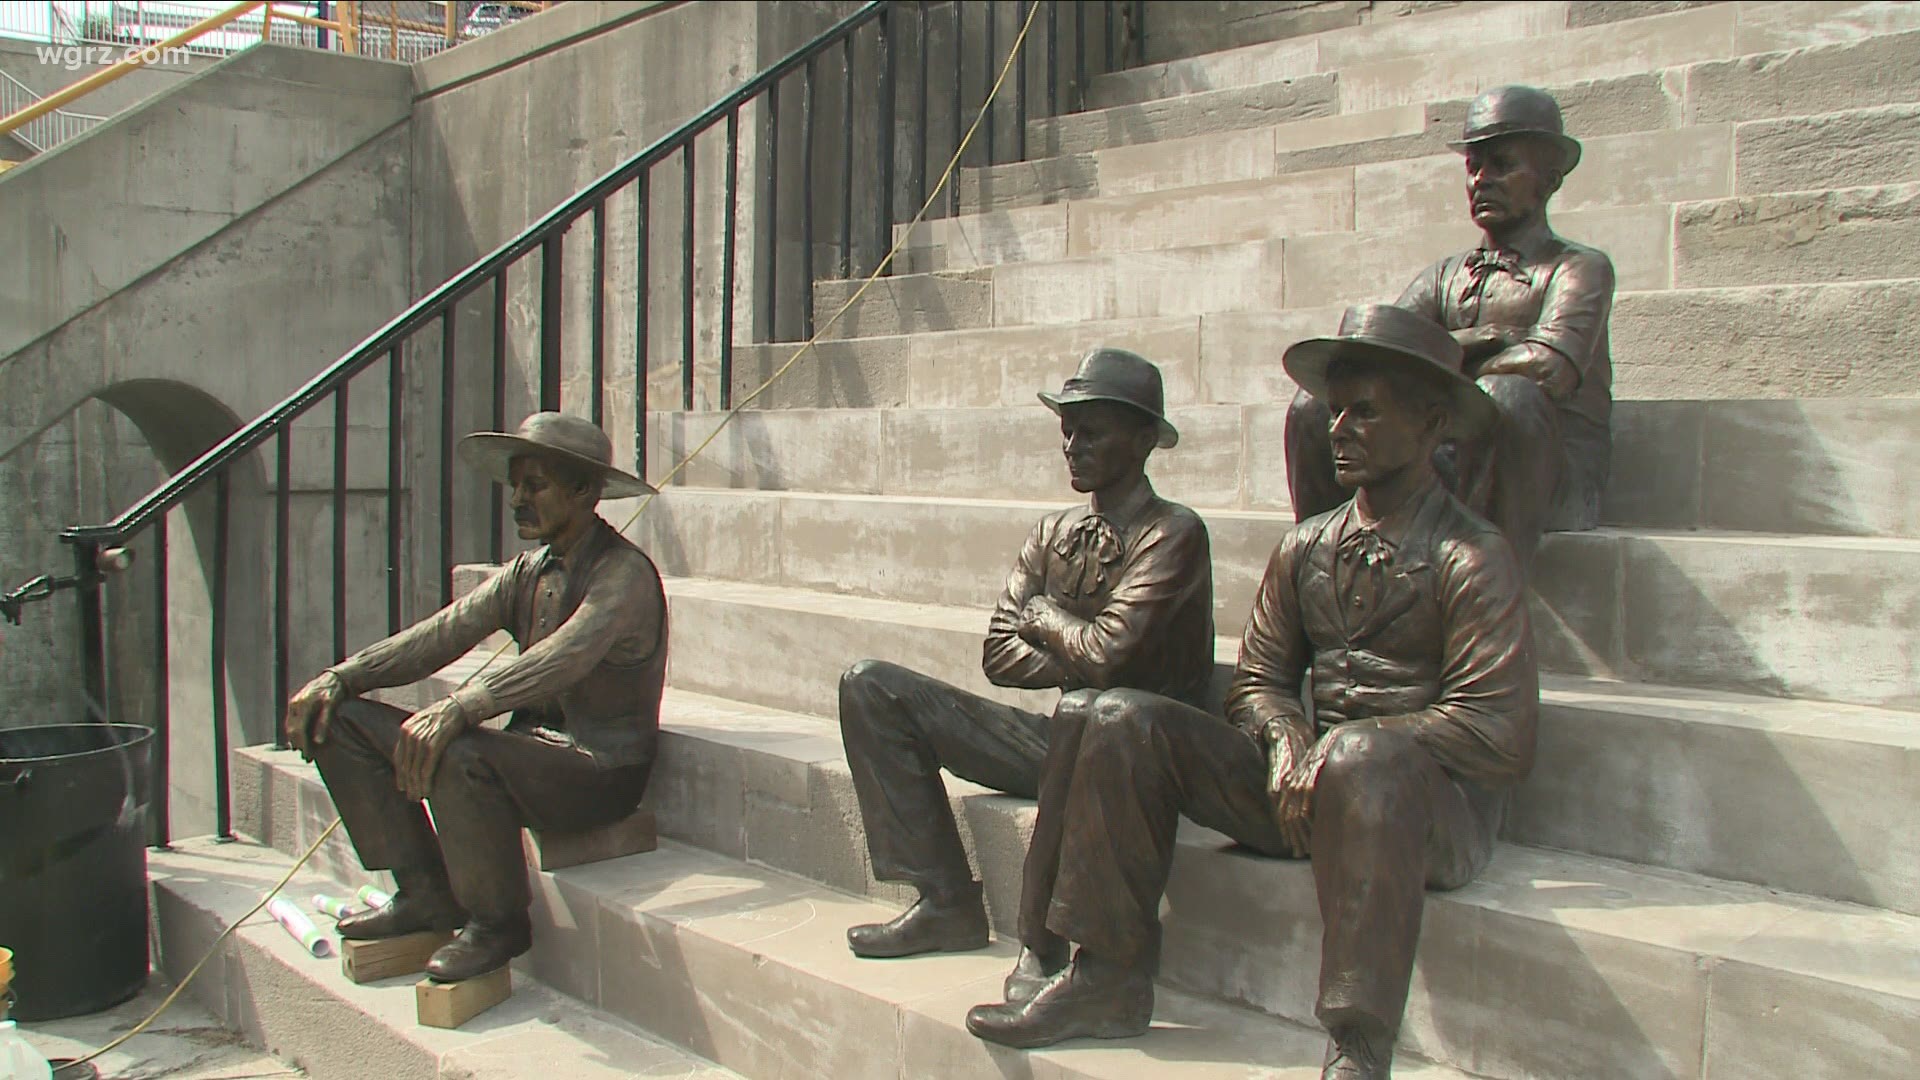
[69,2,1043,1065]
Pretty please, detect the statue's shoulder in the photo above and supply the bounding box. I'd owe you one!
[1548,233,1616,275]
[1426,490,1523,582]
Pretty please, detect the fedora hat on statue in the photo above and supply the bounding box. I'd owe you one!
[1447,84,1582,174]
[458,411,655,499]
[1037,347,1180,448]
[1283,304,1498,440]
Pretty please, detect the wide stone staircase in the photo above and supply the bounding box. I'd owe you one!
[174,3,1920,1078]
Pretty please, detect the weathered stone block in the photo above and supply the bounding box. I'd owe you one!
[1735,103,1920,196]
[1029,72,1339,157]
[813,269,993,340]
[1686,28,1920,124]
[991,239,1288,327]
[1675,182,1920,288]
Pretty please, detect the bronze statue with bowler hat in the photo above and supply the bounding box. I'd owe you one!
[282,412,668,983]
[1286,84,1614,572]
[968,306,1538,1080]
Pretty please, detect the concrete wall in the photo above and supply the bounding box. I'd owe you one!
[0,34,220,117]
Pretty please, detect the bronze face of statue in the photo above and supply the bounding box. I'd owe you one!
[1286,84,1614,572]
[836,348,1214,969]
[967,307,1539,1080]
[281,412,667,983]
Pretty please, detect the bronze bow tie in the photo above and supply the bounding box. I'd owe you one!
[1052,513,1124,598]
[1463,246,1532,287]
[1338,525,1396,568]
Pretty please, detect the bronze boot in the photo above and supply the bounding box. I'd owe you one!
[334,872,466,941]
[1322,1021,1394,1080]
[966,950,1153,1050]
[424,914,533,983]
[846,881,988,958]
[1003,941,1069,1004]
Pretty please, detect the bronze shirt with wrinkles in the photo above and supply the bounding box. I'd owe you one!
[326,516,668,767]
[1397,218,1616,432]
[983,480,1216,709]
[1225,478,1539,787]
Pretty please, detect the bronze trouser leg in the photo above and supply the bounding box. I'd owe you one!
[1309,725,1494,1035]
[1454,373,1565,572]
[1284,389,1350,523]
[838,660,1049,897]
[1016,689,1100,954]
[1045,692,1497,1033]
[312,699,652,923]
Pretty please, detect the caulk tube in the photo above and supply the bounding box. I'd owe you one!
[356,884,393,909]
[312,894,359,920]
[267,897,334,958]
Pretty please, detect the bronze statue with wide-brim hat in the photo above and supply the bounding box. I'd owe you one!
[836,346,1214,997]
[1283,83,1615,573]
[281,411,669,984]
[968,305,1539,1080]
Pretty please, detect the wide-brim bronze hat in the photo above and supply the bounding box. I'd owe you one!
[458,411,655,499]
[1037,346,1180,448]
[1282,304,1498,440]
[1446,84,1582,174]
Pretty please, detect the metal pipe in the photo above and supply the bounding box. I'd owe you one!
[540,234,563,411]
[332,387,348,662]
[489,271,507,563]
[273,426,290,749]
[681,142,695,410]
[839,34,853,277]
[439,311,456,610]
[879,7,896,257]
[149,514,170,850]
[634,171,651,478]
[765,81,780,343]
[211,473,232,842]
[802,56,817,337]
[386,346,403,634]
[720,109,739,411]
[591,202,607,428]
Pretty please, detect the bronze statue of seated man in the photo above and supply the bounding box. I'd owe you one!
[282,412,668,983]
[967,306,1540,1080]
[837,349,1215,974]
[1286,84,1614,572]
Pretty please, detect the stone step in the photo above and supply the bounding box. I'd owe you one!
[958,29,1920,214]
[1085,1,1577,110]
[148,838,740,1080]
[644,396,1920,537]
[230,697,1920,1080]
[226,759,1476,1080]
[904,125,1737,274]
[625,486,1920,707]
[1087,2,1920,116]
[835,194,1920,334]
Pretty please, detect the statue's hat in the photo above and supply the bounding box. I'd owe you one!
[1447,84,1582,174]
[1282,305,1497,440]
[458,411,655,498]
[1037,347,1179,448]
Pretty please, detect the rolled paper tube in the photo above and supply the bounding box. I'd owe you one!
[312,894,359,920]
[356,884,393,909]
[267,897,334,958]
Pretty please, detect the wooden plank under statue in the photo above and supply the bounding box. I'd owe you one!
[340,931,456,984]
[524,806,659,872]
[415,967,512,1029]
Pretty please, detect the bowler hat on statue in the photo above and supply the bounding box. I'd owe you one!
[1283,305,1498,440]
[458,411,655,498]
[1447,84,1582,174]
[1037,347,1179,448]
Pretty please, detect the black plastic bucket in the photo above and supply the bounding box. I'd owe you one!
[0,724,153,1021]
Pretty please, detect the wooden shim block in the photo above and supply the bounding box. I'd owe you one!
[340,931,455,984]
[524,805,659,872]
[415,966,512,1029]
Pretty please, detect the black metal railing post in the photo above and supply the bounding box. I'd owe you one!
[984,1,997,163]
[332,389,349,662]
[802,57,817,337]
[634,172,651,478]
[540,234,564,412]
[273,427,290,749]
[879,6,896,258]
[720,108,739,411]
[951,1,963,210]
[1015,0,1028,160]
[386,346,404,635]
[72,541,105,722]
[149,515,170,850]
[915,0,928,211]
[765,80,780,343]
[489,272,507,563]
[839,34,854,276]
[681,142,696,410]
[591,203,608,429]
[439,311,457,610]
[210,472,233,842]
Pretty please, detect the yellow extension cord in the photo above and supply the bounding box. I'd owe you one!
[70,3,1042,1068]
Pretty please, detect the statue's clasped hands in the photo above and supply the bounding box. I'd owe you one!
[393,698,469,801]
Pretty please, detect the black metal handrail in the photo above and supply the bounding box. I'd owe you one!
[40,0,1144,847]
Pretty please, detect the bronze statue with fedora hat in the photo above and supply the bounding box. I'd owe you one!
[968,306,1538,1080]
[1286,84,1614,571]
[837,347,1214,978]
[282,411,668,983]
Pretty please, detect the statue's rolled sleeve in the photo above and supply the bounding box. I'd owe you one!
[327,565,515,697]
[1224,529,1313,745]
[1040,517,1210,689]
[1373,534,1538,785]
[1520,251,1613,391]
[464,558,656,722]
[983,520,1070,688]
